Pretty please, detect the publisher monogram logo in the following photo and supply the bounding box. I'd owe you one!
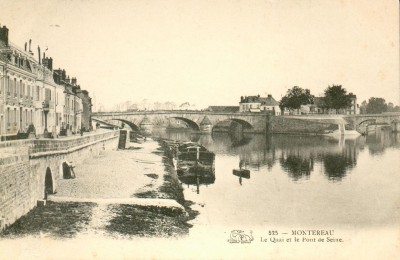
[227,230,254,244]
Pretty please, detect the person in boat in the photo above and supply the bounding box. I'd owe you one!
[239,160,244,170]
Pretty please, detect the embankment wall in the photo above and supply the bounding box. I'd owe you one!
[270,117,332,134]
[0,130,119,231]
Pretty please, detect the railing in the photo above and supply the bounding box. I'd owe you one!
[42,100,55,111]
[29,130,119,155]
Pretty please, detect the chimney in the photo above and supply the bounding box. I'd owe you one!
[42,57,53,71]
[37,46,41,64]
[24,42,27,51]
[71,77,77,85]
[48,57,53,71]
[268,94,272,98]
[62,69,66,80]
[240,96,244,102]
[53,70,59,84]
[65,75,70,84]
[0,25,9,46]
[29,39,32,53]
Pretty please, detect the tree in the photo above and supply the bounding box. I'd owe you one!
[359,100,367,114]
[387,102,394,112]
[323,85,352,113]
[366,97,388,114]
[279,86,314,113]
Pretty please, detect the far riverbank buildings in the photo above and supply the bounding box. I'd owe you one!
[0,25,92,140]
[239,94,359,115]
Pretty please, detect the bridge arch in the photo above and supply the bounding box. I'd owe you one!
[112,119,140,131]
[212,118,253,132]
[358,119,376,126]
[44,167,55,199]
[171,117,200,131]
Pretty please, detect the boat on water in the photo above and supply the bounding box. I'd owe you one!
[232,169,250,179]
[162,139,216,186]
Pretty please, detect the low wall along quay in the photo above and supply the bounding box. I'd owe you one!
[0,130,119,231]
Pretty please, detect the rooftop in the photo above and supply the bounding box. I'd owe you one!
[240,95,279,106]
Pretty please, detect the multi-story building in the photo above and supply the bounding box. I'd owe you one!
[239,94,281,115]
[0,25,91,140]
[53,71,83,135]
[1,25,37,139]
[305,94,359,115]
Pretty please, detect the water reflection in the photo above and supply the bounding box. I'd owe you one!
[279,154,313,181]
[232,160,251,185]
[153,129,400,182]
[366,131,400,155]
[322,154,356,181]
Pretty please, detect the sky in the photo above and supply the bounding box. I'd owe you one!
[0,0,398,109]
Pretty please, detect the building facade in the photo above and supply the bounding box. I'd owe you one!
[239,94,281,115]
[304,95,359,115]
[0,25,92,140]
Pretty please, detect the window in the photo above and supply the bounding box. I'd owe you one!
[36,86,40,101]
[14,78,17,97]
[56,113,60,126]
[6,108,10,126]
[45,89,51,101]
[6,76,10,94]
[20,80,23,97]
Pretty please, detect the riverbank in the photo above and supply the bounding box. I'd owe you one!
[1,138,196,239]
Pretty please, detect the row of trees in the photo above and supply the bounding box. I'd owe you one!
[359,98,400,114]
[279,85,353,113]
[97,100,199,112]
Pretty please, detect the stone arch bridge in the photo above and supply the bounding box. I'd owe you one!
[92,111,271,133]
[92,111,400,134]
[343,113,400,129]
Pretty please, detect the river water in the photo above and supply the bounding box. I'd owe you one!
[1,129,400,244]
[152,129,400,237]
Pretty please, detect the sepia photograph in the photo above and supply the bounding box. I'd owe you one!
[0,0,399,259]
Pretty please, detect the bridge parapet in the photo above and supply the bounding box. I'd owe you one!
[93,111,270,133]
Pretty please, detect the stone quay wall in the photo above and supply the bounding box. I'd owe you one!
[270,116,332,134]
[0,130,119,232]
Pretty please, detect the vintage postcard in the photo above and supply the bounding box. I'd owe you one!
[0,0,399,259]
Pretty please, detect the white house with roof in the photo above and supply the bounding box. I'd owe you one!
[239,94,281,115]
